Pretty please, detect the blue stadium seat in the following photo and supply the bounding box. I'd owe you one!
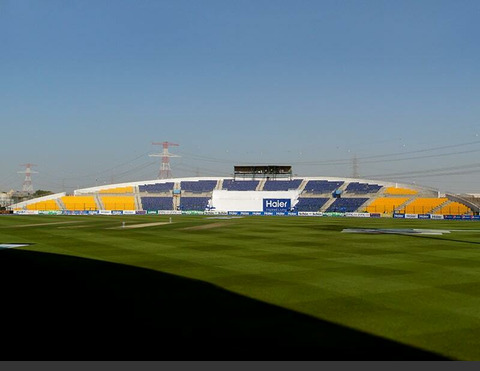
[222,180,259,191]
[180,197,210,211]
[263,179,303,191]
[325,198,369,212]
[344,182,382,194]
[303,180,344,193]
[180,181,217,193]
[139,183,175,193]
[295,198,329,212]
[141,197,173,210]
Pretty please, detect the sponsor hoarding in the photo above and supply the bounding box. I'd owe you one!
[263,199,291,213]
[157,210,182,215]
[13,210,39,215]
[323,212,345,217]
[38,210,63,215]
[345,212,370,218]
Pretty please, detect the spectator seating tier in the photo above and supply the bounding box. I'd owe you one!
[384,187,418,195]
[141,197,174,211]
[345,182,382,194]
[436,201,472,215]
[325,198,369,213]
[365,197,409,213]
[303,180,344,193]
[180,197,210,211]
[101,196,136,210]
[62,196,97,211]
[26,200,59,210]
[295,198,329,212]
[99,186,133,193]
[263,179,303,191]
[400,198,449,214]
[139,183,175,193]
[222,180,259,191]
[180,181,217,193]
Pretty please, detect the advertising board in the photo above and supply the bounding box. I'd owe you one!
[323,212,345,217]
[14,210,39,215]
[157,210,182,215]
[298,212,323,216]
[345,212,370,218]
[263,199,291,213]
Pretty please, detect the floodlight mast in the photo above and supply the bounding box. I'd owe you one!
[18,163,38,193]
[149,142,180,179]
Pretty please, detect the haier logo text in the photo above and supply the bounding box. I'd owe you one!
[263,199,291,212]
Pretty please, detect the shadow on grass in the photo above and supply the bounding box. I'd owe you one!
[0,249,450,360]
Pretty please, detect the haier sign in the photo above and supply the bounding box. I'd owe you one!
[263,199,291,213]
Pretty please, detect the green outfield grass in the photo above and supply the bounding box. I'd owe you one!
[1,214,480,360]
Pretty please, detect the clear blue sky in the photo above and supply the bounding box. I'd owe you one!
[1,0,479,194]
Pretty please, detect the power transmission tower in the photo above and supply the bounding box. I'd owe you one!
[352,154,359,178]
[18,163,38,193]
[149,142,180,179]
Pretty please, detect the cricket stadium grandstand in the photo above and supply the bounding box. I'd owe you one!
[9,165,480,218]
[4,165,480,360]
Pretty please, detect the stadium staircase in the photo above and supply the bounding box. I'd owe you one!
[430,199,451,215]
[134,186,143,211]
[173,195,180,210]
[393,196,417,214]
[256,179,266,191]
[55,198,66,210]
[94,194,104,210]
[336,182,349,193]
[317,182,354,212]
[297,179,308,193]
[319,198,337,212]
[445,193,480,214]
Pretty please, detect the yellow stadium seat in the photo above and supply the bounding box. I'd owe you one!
[384,187,418,195]
[62,196,98,211]
[101,196,136,210]
[99,187,134,194]
[365,197,409,213]
[26,200,59,210]
[400,198,448,214]
[437,202,472,215]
